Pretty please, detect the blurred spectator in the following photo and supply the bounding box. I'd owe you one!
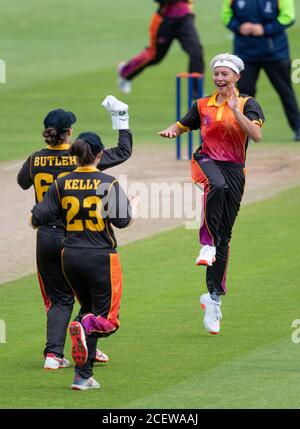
[117,1,204,97]
[222,0,300,141]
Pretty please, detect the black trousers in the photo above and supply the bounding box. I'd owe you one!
[62,247,122,378]
[122,14,204,81]
[192,154,245,295]
[36,226,74,358]
[238,60,300,132]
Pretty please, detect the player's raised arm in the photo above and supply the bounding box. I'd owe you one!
[98,95,132,170]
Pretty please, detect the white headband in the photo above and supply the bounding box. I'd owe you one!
[213,60,240,74]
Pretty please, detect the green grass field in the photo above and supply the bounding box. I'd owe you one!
[1,0,300,161]
[1,0,300,410]
[1,187,300,409]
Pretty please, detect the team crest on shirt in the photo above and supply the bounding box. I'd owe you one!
[202,114,212,126]
[264,1,273,14]
[237,0,246,9]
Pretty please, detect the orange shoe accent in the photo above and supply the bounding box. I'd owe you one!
[200,303,206,311]
[69,322,88,367]
[197,259,209,266]
[196,257,216,266]
[44,364,68,370]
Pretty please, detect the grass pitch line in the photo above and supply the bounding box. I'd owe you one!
[122,337,300,409]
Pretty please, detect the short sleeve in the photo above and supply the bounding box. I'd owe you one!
[243,98,265,128]
[17,155,33,190]
[177,102,201,131]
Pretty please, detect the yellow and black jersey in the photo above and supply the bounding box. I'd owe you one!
[17,130,133,204]
[31,167,132,250]
[17,143,76,204]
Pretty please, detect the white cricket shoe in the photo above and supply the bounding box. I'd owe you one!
[95,349,109,364]
[117,62,132,94]
[195,245,216,266]
[44,353,70,370]
[71,375,100,391]
[200,293,222,335]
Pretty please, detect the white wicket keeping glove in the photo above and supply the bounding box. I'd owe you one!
[101,95,129,130]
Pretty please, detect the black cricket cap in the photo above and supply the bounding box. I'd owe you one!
[44,108,77,131]
[77,131,104,155]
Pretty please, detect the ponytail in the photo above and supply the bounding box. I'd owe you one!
[43,127,69,146]
[69,139,96,166]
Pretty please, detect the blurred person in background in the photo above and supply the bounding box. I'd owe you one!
[117,0,204,97]
[222,0,300,141]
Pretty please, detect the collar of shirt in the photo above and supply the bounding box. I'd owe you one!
[207,88,240,107]
[46,143,70,150]
[74,166,99,173]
